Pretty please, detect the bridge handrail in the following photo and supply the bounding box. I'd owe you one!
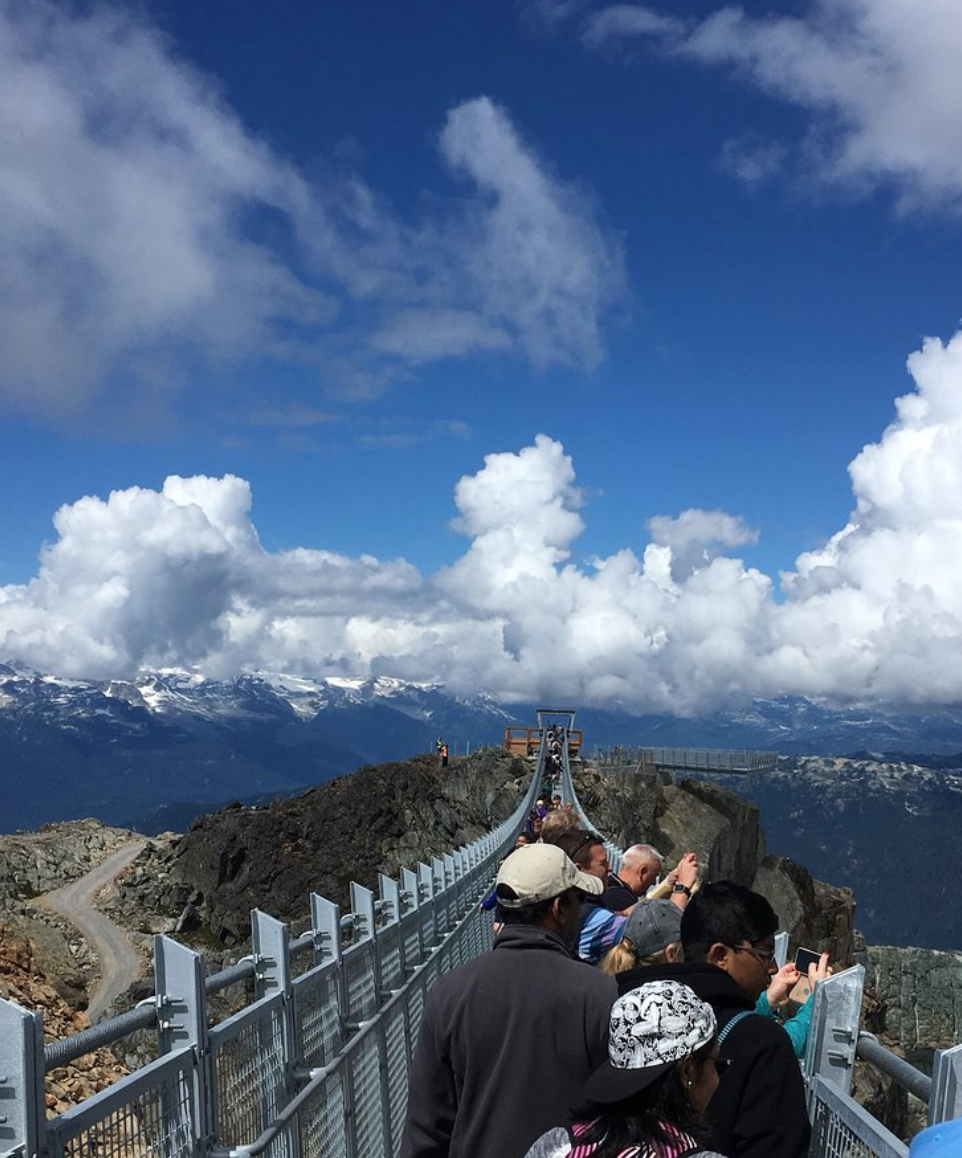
[558,739,623,873]
[857,1032,932,1102]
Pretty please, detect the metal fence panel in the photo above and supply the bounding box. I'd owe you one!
[347,1032,386,1158]
[209,993,289,1147]
[342,939,378,1027]
[299,1074,348,1158]
[809,1077,909,1158]
[382,999,411,1153]
[292,961,341,1071]
[47,1049,196,1158]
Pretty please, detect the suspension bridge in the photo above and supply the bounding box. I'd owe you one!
[1,714,959,1158]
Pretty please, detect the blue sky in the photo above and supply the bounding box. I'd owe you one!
[3,0,962,712]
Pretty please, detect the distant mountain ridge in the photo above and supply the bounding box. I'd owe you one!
[0,664,516,832]
[4,660,962,836]
[704,754,962,950]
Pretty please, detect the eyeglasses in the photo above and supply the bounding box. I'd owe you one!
[712,1056,733,1075]
[728,943,777,965]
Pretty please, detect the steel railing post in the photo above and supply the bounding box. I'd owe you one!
[154,935,211,1157]
[417,862,436,952]
[803,964,865,1099]
[377,874,402,995]
[399,867,421,974]
[250,909,291,1001]
[774,931,790,969]
[929,1042,962,1125]
[0,995,45,1158]
[349,882,378,1025]
[310,893,342,970]
[250,908,296,1148]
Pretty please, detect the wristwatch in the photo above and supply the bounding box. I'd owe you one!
[672,883,692,896]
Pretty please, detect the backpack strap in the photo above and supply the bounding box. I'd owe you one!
[717,1009,755,1045]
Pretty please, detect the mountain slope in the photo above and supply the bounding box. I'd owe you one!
[701,755,962,951]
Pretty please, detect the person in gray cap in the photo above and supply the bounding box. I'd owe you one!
[598,899,684,975]
[401,843,617,1158]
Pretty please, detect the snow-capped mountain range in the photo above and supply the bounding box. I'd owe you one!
[708,753,962,951]
[0,663,517,833]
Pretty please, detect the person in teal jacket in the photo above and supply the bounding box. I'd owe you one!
[755,953,831,1058]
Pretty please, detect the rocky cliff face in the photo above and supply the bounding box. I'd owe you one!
[106,748,530,945]
[858,941,962,1055]
[581,766,857,962]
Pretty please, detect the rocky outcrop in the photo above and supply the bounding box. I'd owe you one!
[0,921,127,1113]
[857,942,962,1055]
[107,749,530,945]
[0,820,137,902]
[578,767,765,883]
[578,765,857,963]
[0,914,90,1007]
[753,857,856,965]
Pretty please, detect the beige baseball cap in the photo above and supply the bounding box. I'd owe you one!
[495,842,603,908]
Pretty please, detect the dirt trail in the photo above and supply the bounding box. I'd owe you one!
[39,840,147,1023]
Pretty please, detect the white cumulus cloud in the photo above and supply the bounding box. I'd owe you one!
[0,4,624,422]
[580,0,962,209]
[5,328,962,711]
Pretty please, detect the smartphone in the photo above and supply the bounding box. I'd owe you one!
[794,947,821,974]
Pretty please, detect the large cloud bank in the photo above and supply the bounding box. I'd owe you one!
[0,3,623,420]
[4,331,962,712]
[581,0,962,208]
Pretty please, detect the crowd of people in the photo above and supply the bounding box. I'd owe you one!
[400,734,833,1158]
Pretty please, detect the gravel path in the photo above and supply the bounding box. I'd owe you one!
[39,840,148,1023]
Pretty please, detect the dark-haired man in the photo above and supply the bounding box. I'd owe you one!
[550,829,631,964]
[617,880,810,1158]
[400,843,615,1158]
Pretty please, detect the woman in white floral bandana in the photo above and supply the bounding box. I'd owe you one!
[523,980,729,1158]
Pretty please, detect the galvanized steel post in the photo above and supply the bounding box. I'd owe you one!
[154,934,211,1153]
[804,964,865,1098]
[250,908,296,1151]
[0,996,45,1158]
[929,1043,962,1126]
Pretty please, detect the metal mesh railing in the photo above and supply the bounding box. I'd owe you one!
[292,961,341,1070]
[810,1078,909,1158]
[210,993,289,1147]
[46,1050,196,1158]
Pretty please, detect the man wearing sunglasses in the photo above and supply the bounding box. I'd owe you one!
[615,880,810,1158]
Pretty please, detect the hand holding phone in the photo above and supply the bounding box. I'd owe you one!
[794,947,821,974]
[793,948,832,999]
